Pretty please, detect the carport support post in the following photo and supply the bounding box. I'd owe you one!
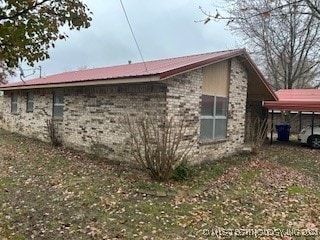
[312,112,315,135]
[270,110,274,144]
[299,111,302,133]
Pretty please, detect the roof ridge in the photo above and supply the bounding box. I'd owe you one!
[141,48,243,65]
[59,49,244,73]
[122,48,245,73]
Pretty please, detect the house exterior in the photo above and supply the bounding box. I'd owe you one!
[0,49,276,164]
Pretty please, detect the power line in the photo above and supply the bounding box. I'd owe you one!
[119,0,148,72]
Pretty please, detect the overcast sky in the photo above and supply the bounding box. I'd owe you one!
[18,0,239,80]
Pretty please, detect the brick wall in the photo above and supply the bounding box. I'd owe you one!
[164,58,248,163]
[2,84,167,160]
[2,89,52,140]
[165,69,203,164]
[62,84,167,158]
[1,58,249,164]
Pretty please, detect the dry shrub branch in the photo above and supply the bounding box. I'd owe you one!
[250,117,268,154]
[46,118,62,147]
[121,115,197,181]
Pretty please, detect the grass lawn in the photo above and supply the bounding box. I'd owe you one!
[0,129,320,239]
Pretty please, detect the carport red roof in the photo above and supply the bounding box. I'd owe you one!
[264,89,320,112]
[0,49,246,90]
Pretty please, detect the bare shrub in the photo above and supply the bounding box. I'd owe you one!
[121,115,197,181]
[0,112,3,127]
[46,118,62,146]
[250,117,268,155]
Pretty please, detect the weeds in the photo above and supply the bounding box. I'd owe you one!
[171,161,194,181]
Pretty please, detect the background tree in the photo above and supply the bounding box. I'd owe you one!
[201,0,320,23]
[304,0,320,19]
[0,0,92,83]
[201,0,320,89]
[230,0,320,89]
[0,62,11,84]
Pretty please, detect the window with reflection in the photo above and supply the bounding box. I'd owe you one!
[11,93,18,113]
[26,92,34,112]
[200,95,228,140]
[53,91,64,118]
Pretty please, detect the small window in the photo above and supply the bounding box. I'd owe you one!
[11,93,18,113]
[200,95,228,140]
[53,91,64,118]
[26,92,34,112]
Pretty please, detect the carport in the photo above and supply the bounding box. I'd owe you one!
[263,89,320,145]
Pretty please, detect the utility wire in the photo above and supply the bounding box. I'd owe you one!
[119,0,148,72]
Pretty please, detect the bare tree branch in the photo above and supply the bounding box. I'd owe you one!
[219,0,320,89]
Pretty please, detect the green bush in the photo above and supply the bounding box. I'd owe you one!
[171,161,194,181]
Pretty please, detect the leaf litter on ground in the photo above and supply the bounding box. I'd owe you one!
[0,129,320,239]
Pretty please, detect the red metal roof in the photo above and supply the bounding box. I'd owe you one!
[264,89,320,111]
[0,49,246,89]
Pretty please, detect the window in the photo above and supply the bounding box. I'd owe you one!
[11,93,18,113]
[26,92,34,112]
[200,95,228,140]
[53,91,64,118]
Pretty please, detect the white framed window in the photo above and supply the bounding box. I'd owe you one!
[200,95,228,140]
[53,91,64,118]
[26,92,34,112]
[11,93,18,113]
